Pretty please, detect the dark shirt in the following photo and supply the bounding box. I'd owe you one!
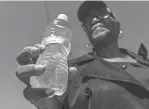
[24,48,149,109]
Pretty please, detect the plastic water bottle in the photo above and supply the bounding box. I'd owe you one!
[30,14,72,97]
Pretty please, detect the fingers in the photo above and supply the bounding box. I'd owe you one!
[23,87,55,101]
[16,44,45,65]
[34,44,45,54]
[16,64,45,85]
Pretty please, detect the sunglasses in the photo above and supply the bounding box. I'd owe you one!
[82,8,116,31]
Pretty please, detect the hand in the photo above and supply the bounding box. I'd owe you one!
[16,44,55,99]
[16,44,78,100]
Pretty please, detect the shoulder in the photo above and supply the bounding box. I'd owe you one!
[67,52,96,67]
[120,48,149,89]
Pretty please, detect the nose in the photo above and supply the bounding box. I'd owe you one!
[92,17,100,25]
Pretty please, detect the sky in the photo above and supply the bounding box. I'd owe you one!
[0,1,149,109]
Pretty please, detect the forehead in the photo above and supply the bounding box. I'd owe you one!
[88,8,109,16]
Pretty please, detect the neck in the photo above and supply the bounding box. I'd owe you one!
[94,42,125,59]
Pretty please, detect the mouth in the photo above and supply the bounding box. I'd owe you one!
[92,22,110,39]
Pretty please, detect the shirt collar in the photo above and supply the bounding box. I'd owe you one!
[102,55,137,63]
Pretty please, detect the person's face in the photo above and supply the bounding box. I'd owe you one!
[82,8,120,45]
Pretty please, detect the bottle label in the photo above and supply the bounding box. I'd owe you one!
[41,36,65,45]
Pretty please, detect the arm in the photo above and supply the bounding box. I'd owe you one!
[16,44,78,109]
[16,44,65,109]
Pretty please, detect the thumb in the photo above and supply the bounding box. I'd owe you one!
[45,88,55,96]
[68,67,78,81]
[23,87,54,100]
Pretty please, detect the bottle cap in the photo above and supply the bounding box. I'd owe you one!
[57,14,68,22]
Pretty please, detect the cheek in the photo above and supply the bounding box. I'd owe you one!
[85,29,92,37]
[103,19,113,29]
[104,19,118,34]
[86,32,94,44]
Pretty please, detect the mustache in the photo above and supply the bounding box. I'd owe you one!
[92,20,100,26]
[92,22,104,31]
[91,18,104,30]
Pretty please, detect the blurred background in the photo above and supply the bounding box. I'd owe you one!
[0,1,149,109]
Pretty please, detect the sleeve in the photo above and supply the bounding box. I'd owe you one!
[23,86,66,109]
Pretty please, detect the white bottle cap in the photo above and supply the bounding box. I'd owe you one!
[57,14,68,22]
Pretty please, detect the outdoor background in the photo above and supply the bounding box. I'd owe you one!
[0,1,149,109]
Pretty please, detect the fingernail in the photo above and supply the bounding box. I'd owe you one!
[69,67,78,73]
[29,47,39,53]
[35,65,45,73]
[32,47,39,51]
[40,44,45,50]
[35,44,45,53]
[45,89,55,95]
[30,47,40,57]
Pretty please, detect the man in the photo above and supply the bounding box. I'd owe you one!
[16,1,149,109]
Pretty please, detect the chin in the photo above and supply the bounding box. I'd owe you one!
[92,38,105,45]
[92,34,113,46]
[92,32,109,41]
[92,28,110,37]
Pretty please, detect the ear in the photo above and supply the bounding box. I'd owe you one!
[82,25,87,33]
[115,21,122,39]
[116,21,120,35]
[111,16,121,37]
